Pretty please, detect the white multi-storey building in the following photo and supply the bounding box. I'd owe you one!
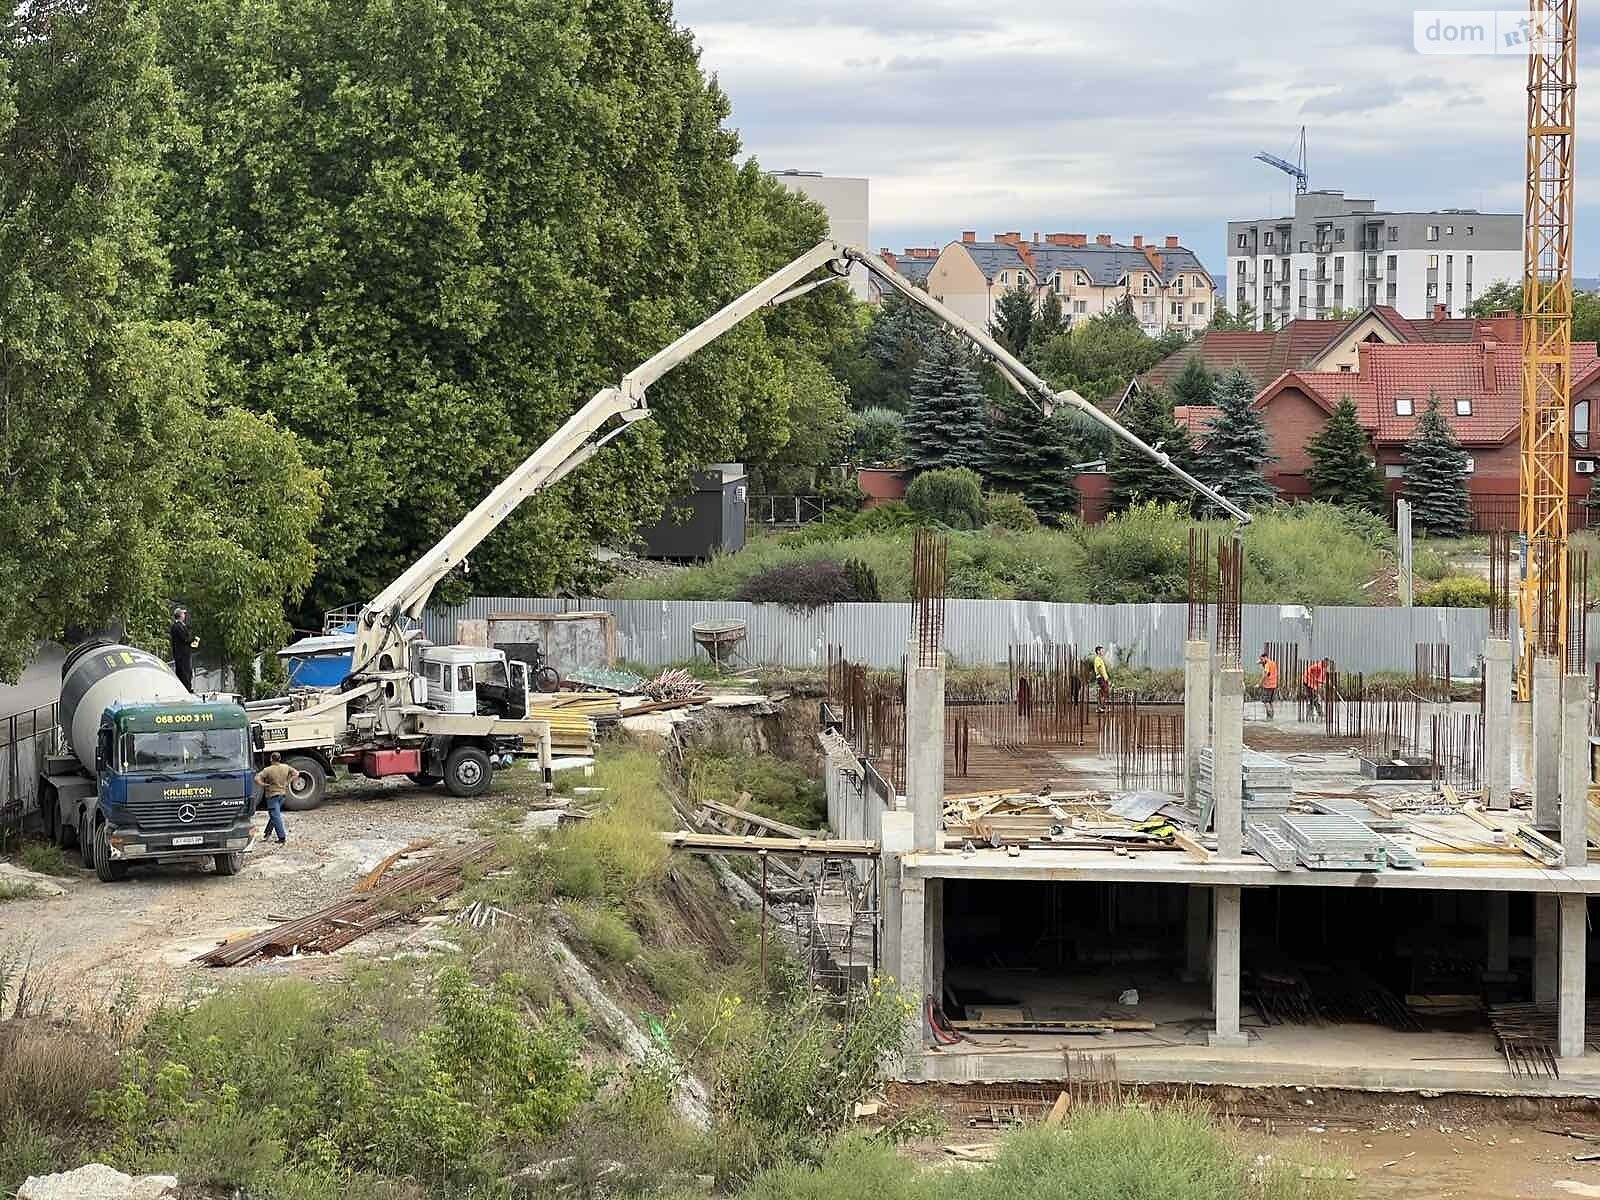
[768,170,870,299]
[1226,191,1520,330]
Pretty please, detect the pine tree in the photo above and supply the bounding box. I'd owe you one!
[1036,290,1067,342]
[1168,355,1216,409]
[984,387,1081,524]
[1197,364,1276,510]
[1403,392,1472,536]
[991,277,1036,356]
[1306,396,1384,512]
[904,330,989,473]
[861,292,935,411]
[1108,388,1199,513]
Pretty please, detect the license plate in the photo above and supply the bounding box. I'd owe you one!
[171,835,204,847]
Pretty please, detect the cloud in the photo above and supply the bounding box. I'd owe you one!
[675,0,1600,271]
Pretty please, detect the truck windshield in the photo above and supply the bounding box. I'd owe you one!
[119,728,248,774]
[481,660,508,687]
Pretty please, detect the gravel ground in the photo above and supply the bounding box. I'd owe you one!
[0,771,529,1008]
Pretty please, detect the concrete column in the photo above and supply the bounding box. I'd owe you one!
[1536,893,1560,1004]
[1209,884,1247,1048]
[879,810,913,992]
[1183,884,1211,983]
[1183,640,1212,807]
[1213,669,1245,858]
[1562,673,1591,867]
[1486,892,1510,977]
[899,876,928,1054]
[1559,893,1588,1061]
[1483,639,1514,810]
[927,879,945,1007]
[1534,655,1562,831]
[905,643,945,854]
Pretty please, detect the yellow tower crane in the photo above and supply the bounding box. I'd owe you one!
[1518,0,1578,698]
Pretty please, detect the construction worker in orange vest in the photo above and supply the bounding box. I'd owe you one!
[1258,650,1280,720]
[1302,657,1329,719]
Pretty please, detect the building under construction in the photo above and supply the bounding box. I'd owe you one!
[817,527,1600,1095]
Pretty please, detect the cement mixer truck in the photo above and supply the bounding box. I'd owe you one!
[38,641,256,882]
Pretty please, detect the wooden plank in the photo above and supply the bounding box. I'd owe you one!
[661,831,879,858]
[1044,1092,1070,1127]
[701,798,816,840]
[1173,830,1211,862]
[1462,804,1504,833]
[950,1018,1155,1033]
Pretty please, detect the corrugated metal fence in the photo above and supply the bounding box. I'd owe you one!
[424,596,1584,675]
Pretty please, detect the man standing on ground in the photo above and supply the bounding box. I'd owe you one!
[170,607,199,690]
[255,752,298,845]
[1092,645,1111,713]
[1258,650,1280,719]
[1303,657,1328,719]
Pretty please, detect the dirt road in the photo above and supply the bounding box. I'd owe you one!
[1,775,516,1005]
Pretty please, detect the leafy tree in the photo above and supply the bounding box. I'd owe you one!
[1107,390,1199,513]
[1208,303,1256,331]
[1403,393,1473,537]
[849,406,904,465]
[1168,356,1216,409]
[1323,306,1362,322]
[1467,281,1522,316]
[1197,364,1275,510]
[1033,311,1186,404]
[985,491,1040,530]
[749,354,850,494]
[151,0,853,619]
[1036,290,1068,341]
[844,290,934,412]
[1468,281,1600,345]
[983,387,1082,524]
[990,277,1036,356]
[1306,396,1384,513]
[906,467,986,530]
[903,331,988,472]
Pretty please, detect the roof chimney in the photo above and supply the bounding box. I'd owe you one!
[1433,303,1448,320]
[1068,233,1087,247]
[1165,235,1180,249]
[961,231,976,244]
[1046,233,1071,246]
[1032,231,1040,244]
[1482,338,1498,391]
[1095,233,1112,246]
[1133,236,1144,249]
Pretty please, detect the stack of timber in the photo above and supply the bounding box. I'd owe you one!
[528,692,617,755]
[941,791,1186,853]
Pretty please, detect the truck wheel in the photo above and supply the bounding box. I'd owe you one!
[443,746,492,798]
[79,810,95,868]
[281,755,327,812]
[56,803,79,851]
[94,823,128,883]
[407,772,442,787]
[213,850,245,876]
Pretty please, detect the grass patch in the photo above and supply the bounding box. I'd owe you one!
[685,742,825,831]
[566,903,643,964]
[0,1115,59,1196]
[0,881,43,902]
[17,841,73,877]
[732,1104,1354,1200]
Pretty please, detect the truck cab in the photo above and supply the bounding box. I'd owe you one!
[418,646,529,718]
[45,700,257,881]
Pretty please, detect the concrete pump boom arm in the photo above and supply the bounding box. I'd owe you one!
[352,240,1248,674]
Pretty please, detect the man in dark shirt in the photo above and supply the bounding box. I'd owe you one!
[170,607,198,690]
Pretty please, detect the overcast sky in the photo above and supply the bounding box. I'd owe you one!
[675,0,1600,276]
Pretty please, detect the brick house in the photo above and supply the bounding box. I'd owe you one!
[1140,306,1600,530]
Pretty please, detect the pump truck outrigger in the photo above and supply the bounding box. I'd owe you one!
[247,243,1248,810]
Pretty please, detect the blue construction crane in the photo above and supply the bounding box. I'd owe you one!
[1254,127,1308,194]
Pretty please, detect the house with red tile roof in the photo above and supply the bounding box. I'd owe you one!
[1175,330,1600,531]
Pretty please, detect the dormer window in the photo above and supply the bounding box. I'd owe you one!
[1052,273,1061,293]
[1455,397,1472,416]
[1395,397,1415,416]
[1076,272,1088,287]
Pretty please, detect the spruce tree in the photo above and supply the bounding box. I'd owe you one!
[984,387,1081,524]
[1108,388,1199,513]
[861,292,935,411]
[1403,392,1472,536]
[1306,395,1384,512]
[1198,364,1276,510]
[904,330,989,473]
[1037,290,1067,341]
[991,277,1036,356]
[1168,355,1216,409]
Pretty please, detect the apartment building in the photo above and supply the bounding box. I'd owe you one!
[1226,191,1520,330]
[768,170,870,299]
[915,231,1213,335]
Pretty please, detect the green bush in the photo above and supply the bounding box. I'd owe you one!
[0,1115,58,1196]
[1240,503,1385,607]
[985,491,1040,531]
[687,749,826,830]
[842,557,881,602]
[1417,575,1492,607]
[905,467,986,530]
[18,841,72,877]
[849,407,904,465]
[1078,503,1190,603]
[1412,545,1453,582]
[568,904,643,964]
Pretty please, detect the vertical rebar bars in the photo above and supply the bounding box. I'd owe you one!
[1567,547,1589,675]
[1187,528,1213,643]
[912,529,948,669]
[1216,538,1243,669]
[1489,530,1514,640]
